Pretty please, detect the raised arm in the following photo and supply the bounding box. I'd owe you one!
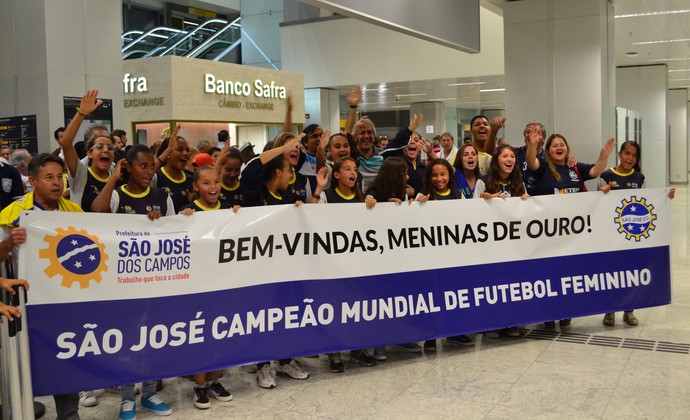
[213,140,232,172]
[525,132,542,171]
[283,95,293,134]
[486,116,506,155]
[259,134,303,165]
[155,125,180,172]
[419,137,438,161]
[315,129,330,172]
[91,159,123,212]
[61,89,104,176]
[309,167,329,203]
[588,137,616,178]
[344,86,362,134]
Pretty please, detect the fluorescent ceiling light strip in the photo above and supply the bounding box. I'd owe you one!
[395,93,427,97]
[479,88,505,93]
[391,105,410,108]
[650,58,690,62]
[669,69,690,72]
[448,82,486,86]
[633,38,690,45]
[615,9,690,18]
[428,97,456,101]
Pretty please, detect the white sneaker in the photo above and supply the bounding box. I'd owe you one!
[256,364,276,389]
[79,390,98,407]
[275,359,309,380]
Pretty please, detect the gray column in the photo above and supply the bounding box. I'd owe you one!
[503,0,615,170]
[0,0,123,153]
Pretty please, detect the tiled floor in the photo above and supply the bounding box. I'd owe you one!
[36,186,690,419]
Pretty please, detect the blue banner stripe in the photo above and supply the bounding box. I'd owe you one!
[28,246,670,395]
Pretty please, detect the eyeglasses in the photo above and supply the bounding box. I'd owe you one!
[309,132,323,139]
[89,143,116,151]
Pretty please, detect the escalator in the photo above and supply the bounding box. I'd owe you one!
[121,17,241,63]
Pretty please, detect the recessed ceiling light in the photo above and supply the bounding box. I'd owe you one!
[626,52,638,57]
[479,88,506,93]
[633,38,690,45]
[615,9,690,19]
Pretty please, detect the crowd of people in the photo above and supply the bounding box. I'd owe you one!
[0,87,674,420]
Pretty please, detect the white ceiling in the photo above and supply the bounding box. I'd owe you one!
[333,0,690,112]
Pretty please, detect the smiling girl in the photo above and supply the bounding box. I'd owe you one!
[526,133,614,329]
[598,141,675,327]
[476,145,528,199]
[526,133,614,196]
[154,130,194,213]
[91,145,174,220]
[418,159,461,201]
[178,166,234,409]
[271,132,312,203]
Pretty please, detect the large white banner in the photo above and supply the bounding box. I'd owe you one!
[19,189,671,395]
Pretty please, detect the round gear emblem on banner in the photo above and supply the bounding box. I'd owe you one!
[39,227,108,289]
[614,196,657,241]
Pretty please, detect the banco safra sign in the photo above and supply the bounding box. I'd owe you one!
[204,74,287,99]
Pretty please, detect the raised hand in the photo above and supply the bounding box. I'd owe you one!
[348,86,362,107]
[491,116,507,133]
[79,89,104,115]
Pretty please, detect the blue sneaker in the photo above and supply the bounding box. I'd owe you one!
[141,392,172,416]
[119,398,136,420]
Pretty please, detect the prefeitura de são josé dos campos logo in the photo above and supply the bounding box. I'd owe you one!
[614,196,657,241]
[38,227,108,289]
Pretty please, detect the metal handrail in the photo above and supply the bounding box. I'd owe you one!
[122,26,186,53]
[158,18,229,57]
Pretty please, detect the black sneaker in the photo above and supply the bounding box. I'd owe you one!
[424,340,437,351]
[446,335,473,346]
[328,353,345,373]
[543,321,556,329]
[559,318,572,327]
[207,381,233,402]
[193,387,210,409]
[350,349,376,367]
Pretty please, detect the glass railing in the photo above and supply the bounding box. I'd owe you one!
[186,17,241,60]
